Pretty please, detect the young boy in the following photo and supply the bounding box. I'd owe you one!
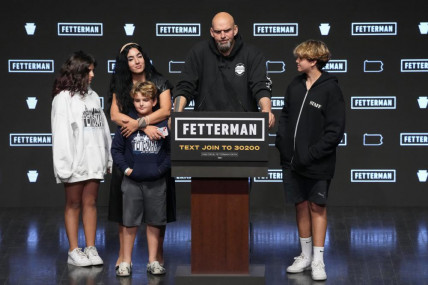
[111,81,170,277]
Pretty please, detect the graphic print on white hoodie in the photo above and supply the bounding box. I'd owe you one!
[82,106,105,128]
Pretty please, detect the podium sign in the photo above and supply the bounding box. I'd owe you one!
[172,112,267,281]
[171,112,268,177]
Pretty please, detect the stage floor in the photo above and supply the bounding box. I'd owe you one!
[0,206,427,284]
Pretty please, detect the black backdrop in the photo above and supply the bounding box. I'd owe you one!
[1,0,427,207]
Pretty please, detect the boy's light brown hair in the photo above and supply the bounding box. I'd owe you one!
[130,81,158,100]
[293,40,331,70]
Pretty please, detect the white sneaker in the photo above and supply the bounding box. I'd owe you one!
[147,261,166,275]
[286,253,312,273]
[67,248,92,267]
[146,262,163,272]
[84,246,103,266]
[311,260,327,281]
[116,262,132,277]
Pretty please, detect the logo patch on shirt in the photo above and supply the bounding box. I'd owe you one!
[235,63,245,76]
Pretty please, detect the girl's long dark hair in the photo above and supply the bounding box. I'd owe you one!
[52,51,96,98]
[108,43,162,114]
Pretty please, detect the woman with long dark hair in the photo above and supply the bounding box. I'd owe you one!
[51,51,112,267]
[108,43,176,275]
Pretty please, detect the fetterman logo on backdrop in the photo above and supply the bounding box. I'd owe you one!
[323,60,347,73]
[351,169,396,182]
[400,133,428,146]
[107,60,116,73]
[351,22,397,36]
[271,97,284,110]
[57,23,103,36]
[254,169,282,182]
[8,60,54,73]
[253,23,298,36]
[400,59,428,72]
[351,96,396,109]
[156,24,200,36]
[10,134,52,146]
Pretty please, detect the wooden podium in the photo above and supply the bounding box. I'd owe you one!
[191,178,249,273]
[171,112,268,284]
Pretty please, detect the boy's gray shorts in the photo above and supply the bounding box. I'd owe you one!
[121,175,167,227]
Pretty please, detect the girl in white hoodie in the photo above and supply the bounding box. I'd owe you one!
[51,51,112,267]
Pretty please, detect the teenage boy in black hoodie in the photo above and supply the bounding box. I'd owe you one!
[275,40,345,281]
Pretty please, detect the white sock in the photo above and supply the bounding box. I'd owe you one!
[299,237,312,259]
[313,246,324,263]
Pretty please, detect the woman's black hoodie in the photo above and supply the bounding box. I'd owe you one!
[275,71,345,180]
